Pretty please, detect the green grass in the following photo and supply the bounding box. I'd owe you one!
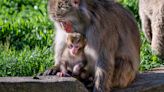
[0,44,53,77]
[0,0,163,77]
[0,0,54,76]
[0,0,54,49]
[140,33,164,71]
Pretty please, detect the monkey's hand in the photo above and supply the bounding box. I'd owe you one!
[56,72,71,77]
[42,65,59,76]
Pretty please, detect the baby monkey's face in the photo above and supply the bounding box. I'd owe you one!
[66,33,86,56]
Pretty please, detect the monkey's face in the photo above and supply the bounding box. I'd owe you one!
[48,0,80,23]
[67,33,86,56]
[48,0,91,33]
[68,43,81,56]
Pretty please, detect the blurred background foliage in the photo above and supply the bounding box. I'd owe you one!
[118,0,139,21]
[0,0,54,76]
[0,0,163,77]
[0,0,53,49]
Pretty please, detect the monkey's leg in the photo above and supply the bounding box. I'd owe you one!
[93,53,114,92]
[54,36,67,65]
[151,14,164,57]
[73,63,85,76]
[112,57,136,88]
[140,12,152,42]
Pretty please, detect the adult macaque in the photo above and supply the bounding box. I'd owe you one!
[44,0,141,92]
[139,0,164,57]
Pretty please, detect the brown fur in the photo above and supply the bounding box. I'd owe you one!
[139,0,164,57]
[61,32,87,77]
[45,0,141,92]
[44,32,88,75]
[43,32,93,84]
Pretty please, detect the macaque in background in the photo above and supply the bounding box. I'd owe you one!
[139,0,164,57]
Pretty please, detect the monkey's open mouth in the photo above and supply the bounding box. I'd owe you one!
[60,21,73,33]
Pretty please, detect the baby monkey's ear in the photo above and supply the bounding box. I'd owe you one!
[66,33,71,43]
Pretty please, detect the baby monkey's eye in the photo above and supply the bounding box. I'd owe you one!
[68,44,73,49]
[74,45,79,48]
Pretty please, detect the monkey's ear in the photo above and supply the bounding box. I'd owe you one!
[71,0,80,8]
[84,38,87,45]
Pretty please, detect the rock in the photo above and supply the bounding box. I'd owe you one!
[112,69,164,92]
[0,69,164,92]
[0,76,88,92]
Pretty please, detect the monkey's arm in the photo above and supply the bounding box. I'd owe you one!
[60,62,68,74]
[43,30,67,75]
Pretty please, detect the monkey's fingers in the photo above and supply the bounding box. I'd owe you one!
[56,72,63,77]
[42,68,57,76]
[56,72,71,77]
[64,73,71,77]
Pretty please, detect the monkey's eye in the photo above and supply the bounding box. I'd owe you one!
[68,44,73,49]
[74,45,79,49]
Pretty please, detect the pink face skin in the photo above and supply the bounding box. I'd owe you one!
[68,44,80,56]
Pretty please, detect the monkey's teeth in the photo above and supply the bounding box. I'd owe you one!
[59,22,65,30]
[60,21,73,33]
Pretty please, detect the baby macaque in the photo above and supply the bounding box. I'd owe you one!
[56,32,89,79]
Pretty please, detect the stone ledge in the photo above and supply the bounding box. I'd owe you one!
[0,76,88,92]
[0,69,164,92]
[113,68,164,92]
